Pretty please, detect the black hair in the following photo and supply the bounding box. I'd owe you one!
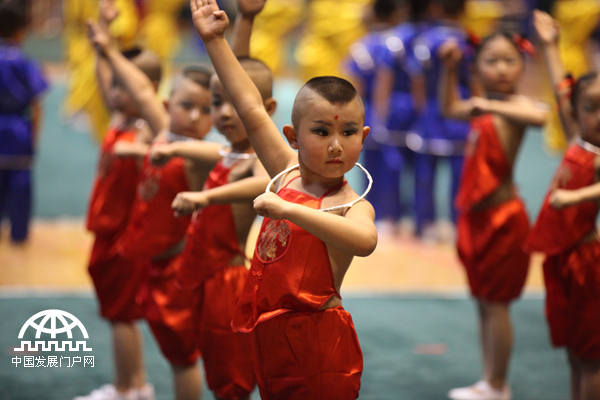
[181,65,212,89]
[537,0,557,15]
[237,56,274,99]
[121,47,143,60]
[434,0,465,17]
[304,76,358,105]
[571,72,600,113]
[408,0,429,21]
[0,0,29,39]
[373,0,399,21]
[474,31,524,61]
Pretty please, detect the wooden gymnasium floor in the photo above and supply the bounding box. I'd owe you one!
[0,219,545,295]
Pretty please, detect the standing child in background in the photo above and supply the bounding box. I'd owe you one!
[370,0,431,236]
[0,0,47,243]
[191,0,378,398]
[440,30,547,399]
[74,3,159,400]
[411,0,471,240]
[87,20,218,400]
[150,1,273,399]
[527,10,600,400]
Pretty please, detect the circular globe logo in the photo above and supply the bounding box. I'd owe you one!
[18,309,89,339]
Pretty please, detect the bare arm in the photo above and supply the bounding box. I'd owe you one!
[254,192,377,256]
[230,0,266,57]
[372,66,393,126]
[151,141,223,167]
[113,140,149,158]
[486,98,548,127]
[533,10,577,140]
[87,21,169,138]
[95,0,119,111]
[550,182,600,209]
[439,41,473,121]
[191,0,296,177]
[31,100,42,150]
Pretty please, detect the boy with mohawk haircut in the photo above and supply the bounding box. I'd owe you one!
[190,0,378,398]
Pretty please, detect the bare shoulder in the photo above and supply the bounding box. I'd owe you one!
[344,199,375,222]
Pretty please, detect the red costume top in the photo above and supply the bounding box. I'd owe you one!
[177,160,245,289]
[86,126,139,235]
[525,143,598,256]
[455,114,511,212]
[118,144,191,259]
[232,176,344,333]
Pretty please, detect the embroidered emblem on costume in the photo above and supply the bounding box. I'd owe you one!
[552,165,572,190]
[257,220,291,261]
[465,129,479,158]
[138,169,160,202]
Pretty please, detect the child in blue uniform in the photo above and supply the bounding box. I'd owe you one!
[0,0,48,242]
[411,0,471,238]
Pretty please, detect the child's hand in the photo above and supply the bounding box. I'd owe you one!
[533,10,560,46]
[86,20,112,55]
[172,192,209,216]
[469,97,490,116]
[191,0,230,42]
[238,0,267,19]
[253,192,290,220]
[439,40,462,69]
[150,144,174,166]
[99,0,119,27]
[549,188,579,210]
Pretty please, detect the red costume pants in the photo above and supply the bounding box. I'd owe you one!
[457,198,530,302]
[252,306,362,400]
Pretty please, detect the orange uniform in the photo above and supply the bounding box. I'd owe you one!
[118,147,199,366]
[177,160,256,400]
[455,114,530,302]
[525,143,600,359]
[86,126,145,322]
[233,177,363,400]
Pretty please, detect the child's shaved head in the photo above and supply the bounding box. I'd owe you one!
[171,65,212,95]
[291,76,364,129]
[238,57,273,100]
[122,47,162,84]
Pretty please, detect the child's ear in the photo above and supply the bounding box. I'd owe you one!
[264,98,277,116]
[163,100,169,111]
[283,125,299,149]
[361,126,370,143]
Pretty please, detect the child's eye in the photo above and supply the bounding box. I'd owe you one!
[211,99,222,107]
[343,129,358,136]
[202,106,211,114]
[180,101,193,110]
[311,128,328,136]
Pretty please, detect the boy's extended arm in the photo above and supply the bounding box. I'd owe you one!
[486,98,548,127]
[151,141,223,167]
[172,175,270,215]
[191,0,296,177]
[87,21,168,138]
[550,182,600,209]
[439,42,473,121]
[113,140,150,158]
[230,0,266,57]
[533,10,577,140]
[254,192,378,256]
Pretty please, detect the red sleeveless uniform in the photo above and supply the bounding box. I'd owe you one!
[455,114,530,302]
[178,160,256,399]
[86,126,144,322]
[525,143,600,359]
[233,176,363,400]
[118,146,198,366]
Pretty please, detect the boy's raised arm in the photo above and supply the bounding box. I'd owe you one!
[439,41,473,121]
[191,0,296,177]
[87,21,169,138]
[231,0,266,57]
[550,182,600,210]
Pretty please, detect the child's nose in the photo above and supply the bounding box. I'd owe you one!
[190,108,200,121]
[220,102,233,118]
[328,138,342,154]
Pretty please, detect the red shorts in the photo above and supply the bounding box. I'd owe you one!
[140,255,199,366]
[543,240,600,360]
[88,233,145,322]
[457,198,530,302]
[252,307,363,400]
[193,265,255,400]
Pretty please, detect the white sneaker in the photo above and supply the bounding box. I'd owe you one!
[134,384,155,400]
[448,380,511,400]
[72,384,138,400]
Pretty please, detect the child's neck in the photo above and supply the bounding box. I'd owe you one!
[230,138,252,154]
[298,163,345,194]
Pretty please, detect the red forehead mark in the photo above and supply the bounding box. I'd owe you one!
[334,115,338,120]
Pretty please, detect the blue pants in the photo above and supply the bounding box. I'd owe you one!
[414,154,463,236]
[0,169,31,242]
[362,145,413,222]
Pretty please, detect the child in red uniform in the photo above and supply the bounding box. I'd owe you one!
[528,10,600,400]
[191,1,378,399]
[87,21,216,400]
[439,32,547,399]
[75,4,159,400]
[148,2,273,399]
